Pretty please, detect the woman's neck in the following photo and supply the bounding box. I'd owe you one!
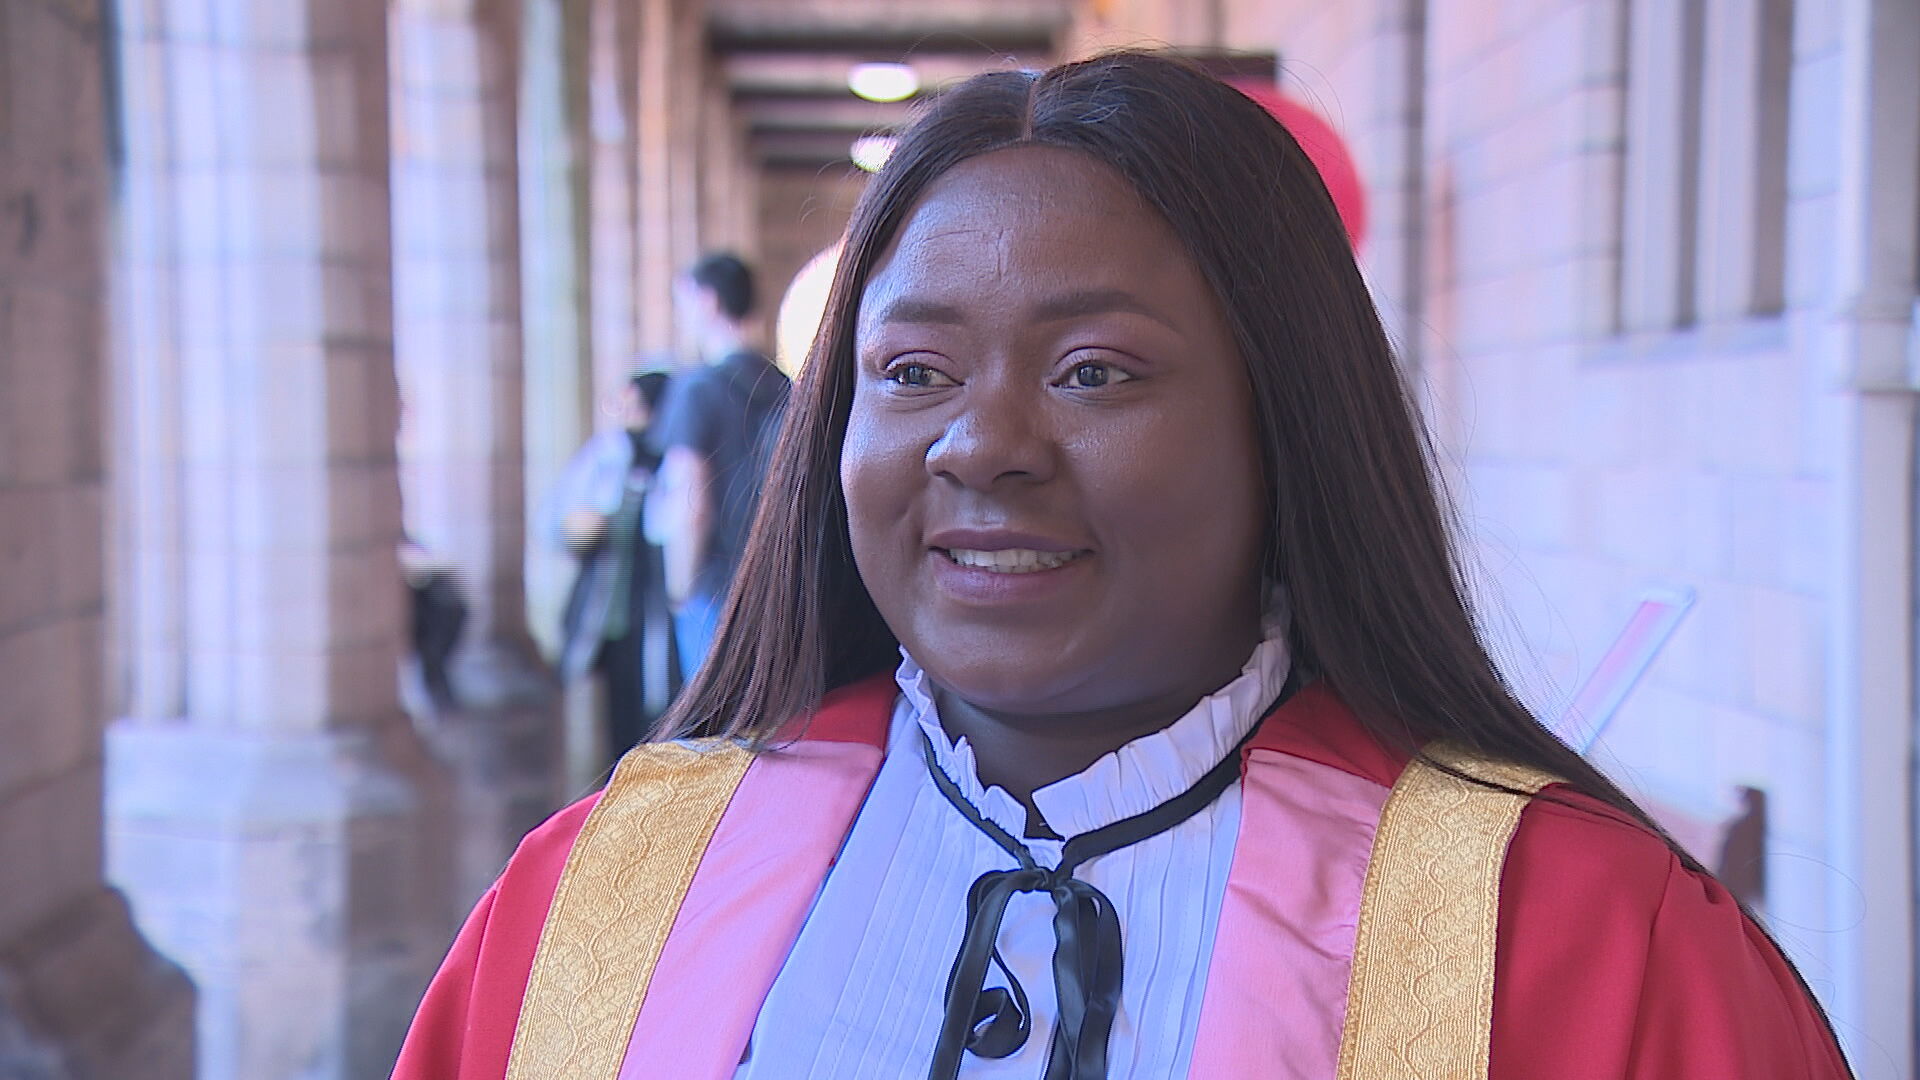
[934,648,1257,820]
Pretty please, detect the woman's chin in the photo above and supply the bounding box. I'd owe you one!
[913,655,1106,719]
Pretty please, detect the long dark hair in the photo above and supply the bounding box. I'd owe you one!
[658,48,1649,809]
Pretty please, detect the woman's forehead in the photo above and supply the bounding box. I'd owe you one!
[858,147,1195,323]
[892,147,1157,247]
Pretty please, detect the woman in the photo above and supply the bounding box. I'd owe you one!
[394,51,1851,1079]
[546,370,679,765]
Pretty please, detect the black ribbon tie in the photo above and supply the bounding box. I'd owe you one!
[920,720,1261,1080]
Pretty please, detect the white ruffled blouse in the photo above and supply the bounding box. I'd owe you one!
[734,633,1294,1079]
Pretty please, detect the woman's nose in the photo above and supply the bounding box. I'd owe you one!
[924,382,1056,490]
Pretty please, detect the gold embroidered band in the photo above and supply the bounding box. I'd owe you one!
[1336,746,1558,1080]
[504,740,755,1080]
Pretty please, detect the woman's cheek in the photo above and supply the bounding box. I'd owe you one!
[840,414,920,549]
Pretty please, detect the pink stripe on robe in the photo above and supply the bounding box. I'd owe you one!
[1188,748,1389,1078]
[619,738,884,1080]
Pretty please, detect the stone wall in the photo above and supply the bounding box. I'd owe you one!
[1396,1,1886,1041]
[0,1,195,1076]
[102,1,457,1077]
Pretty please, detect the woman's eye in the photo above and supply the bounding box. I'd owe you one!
[1063,361,1133,389]
[885,362,952,388]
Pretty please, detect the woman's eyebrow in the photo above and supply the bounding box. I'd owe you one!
[874,289,1179,330]
[1028,287,1178,330]
[872,297,969,326]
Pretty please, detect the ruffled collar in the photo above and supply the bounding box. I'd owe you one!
[896,631,1294,862]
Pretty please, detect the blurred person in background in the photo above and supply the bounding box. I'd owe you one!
[399,537,467,713]
[543,370,678,765]
[653,251,790,681]
[395,53,1849,1080]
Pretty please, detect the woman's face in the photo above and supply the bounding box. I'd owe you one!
[842,146,1268,717]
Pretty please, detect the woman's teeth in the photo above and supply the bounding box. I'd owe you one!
[943,548,1082,573]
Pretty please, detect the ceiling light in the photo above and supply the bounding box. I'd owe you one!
[851,135,896,173]
[848,62,919,103]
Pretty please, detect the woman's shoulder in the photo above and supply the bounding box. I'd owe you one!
[491,738,755,906]
[1509,784,1678,898]
[1493,786,1851,1078]
[1499,783,1740,994]
[495,789,604,901]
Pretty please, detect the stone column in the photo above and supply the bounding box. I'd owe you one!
[0,3,196,1078]
[631,0,753,356]
[389,0,562,908]
[588,0,642,397]
[666,0,705,307]
[1815,1,1919,1071]
[104,3,455,1078]
[517,0,594,676]
[698,64,760,265]
[633,0,674,359]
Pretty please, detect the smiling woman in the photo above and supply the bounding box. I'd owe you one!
[393,51,1853,1080]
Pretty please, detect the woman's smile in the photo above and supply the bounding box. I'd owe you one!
[939,548,1083,573]
[927,547,1094,608]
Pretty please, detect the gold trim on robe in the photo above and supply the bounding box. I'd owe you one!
[1337,745,1559,1080]
[504,740,754,1080]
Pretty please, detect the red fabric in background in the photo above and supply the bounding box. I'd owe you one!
[1226,80,1370,250]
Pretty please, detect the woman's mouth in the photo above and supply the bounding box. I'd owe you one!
[940,548,1087,574]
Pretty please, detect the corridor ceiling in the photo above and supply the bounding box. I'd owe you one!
[708,0,1074,168]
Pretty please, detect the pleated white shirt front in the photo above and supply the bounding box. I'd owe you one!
[734,635,1293,1079]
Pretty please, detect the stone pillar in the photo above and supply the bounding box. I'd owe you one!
[0,3,196,1078]
[698,64,760,269]
[666,0,705,306]
[632,0,763,355]
[517,0,594,668]
[104,3,455,1078]
[587,0,642,397]
[389,0,562,909]
[634,0,712,360]
[1815,1,1919,1070]
[697,72,734,255]
[534,0,647,791]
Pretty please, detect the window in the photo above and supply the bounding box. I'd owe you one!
[1620,0,1791,333]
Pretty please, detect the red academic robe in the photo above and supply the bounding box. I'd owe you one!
[392,676,1851,1079]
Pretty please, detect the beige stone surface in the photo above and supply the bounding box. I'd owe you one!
[0,0,196,1075]
[99,1,461,1077]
